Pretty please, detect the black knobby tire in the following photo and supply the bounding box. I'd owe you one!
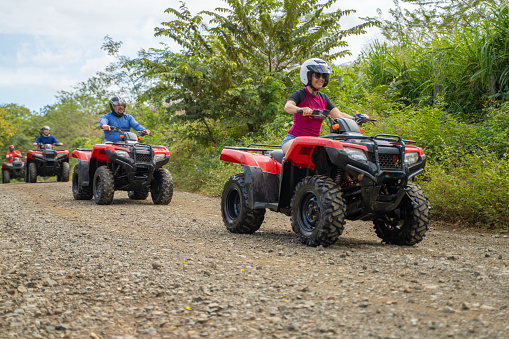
[2,169,10,183]
[93,166,115,205]
[373,183,430,246]
[28,162,37,183]
[72,166,93,200]
[291,175,346,247]
[221,174,265,234]
[151,168,173,205]
[60,162,70,182]
[128,189,149,200]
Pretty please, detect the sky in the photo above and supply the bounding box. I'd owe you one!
[0,0,399,113]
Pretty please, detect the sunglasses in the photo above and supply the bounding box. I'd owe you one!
[313,73,329,80]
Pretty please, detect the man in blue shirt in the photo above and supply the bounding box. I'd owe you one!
[33,126,63,147]
[100,96,151,142]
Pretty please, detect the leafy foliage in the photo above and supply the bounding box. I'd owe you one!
[0,105,20,147]
[369,0,505,43]
[359,3,509,120]
[131,0,375,141]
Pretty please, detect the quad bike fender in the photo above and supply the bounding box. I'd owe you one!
[285,137,345,170]
[75,160,91,187]
[220,149,281,174]
[57,150,70,160]
[242,164,280,209]
[26,150,41,162]
[72,150,92,162]
[90,144,127,163]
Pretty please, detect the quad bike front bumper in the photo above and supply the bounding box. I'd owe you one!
[105,149,169,191]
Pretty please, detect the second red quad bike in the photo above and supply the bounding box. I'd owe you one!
[72,127,173,205]
[220,110,430,247]
[2,154,25,183]
[25,144,70,183]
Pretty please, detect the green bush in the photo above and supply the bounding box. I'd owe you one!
[420,153,509,230]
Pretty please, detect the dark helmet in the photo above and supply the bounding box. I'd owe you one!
[39,126,50,135]
[300,58,332,88]
[109,96,127,114]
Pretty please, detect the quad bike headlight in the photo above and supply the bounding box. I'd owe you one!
[154,153,166,161]
[33,153,43,158]
[115,150,130,158]
[343,147,367,161]
[404,152,419,166]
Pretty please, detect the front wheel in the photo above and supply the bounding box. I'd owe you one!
[28,162,37,183]
[373,183,429,246]
[72,166,93,200]
[93,166,115,205]
[291,175,346,247]
[59,162,70,182]
[151,168,173,205]
[221,174,265,234]
[2,169,10,183]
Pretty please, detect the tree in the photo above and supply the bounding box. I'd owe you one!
[0,105,18,147]
[369,0,505,43]
[133,0,376,140]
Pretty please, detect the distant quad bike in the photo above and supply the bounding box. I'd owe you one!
[2,156,25,183]
[25,144,70,183]
[220,110,430,247]
[72,127,173,205]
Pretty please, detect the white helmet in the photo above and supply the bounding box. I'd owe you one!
[300,58,332,88]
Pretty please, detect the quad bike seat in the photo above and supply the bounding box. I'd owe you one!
[270,149,285,163]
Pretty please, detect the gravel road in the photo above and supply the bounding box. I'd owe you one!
[0,181,508,338]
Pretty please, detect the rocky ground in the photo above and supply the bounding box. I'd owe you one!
[0,181,508,338]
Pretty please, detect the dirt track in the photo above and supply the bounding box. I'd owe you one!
[0,181,508,338]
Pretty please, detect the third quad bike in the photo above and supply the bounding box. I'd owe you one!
[72,127,173,205]
[220,110,430,247]
[25,144,70,183]
[2,155,25,183]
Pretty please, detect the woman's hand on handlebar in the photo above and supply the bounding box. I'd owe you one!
[102,124,111,132]
[296,107,314,116]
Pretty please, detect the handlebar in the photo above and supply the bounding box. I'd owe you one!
[296,109,331,119]
[109,126,148,137]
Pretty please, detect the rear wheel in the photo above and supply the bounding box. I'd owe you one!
[221,174,265,234]
[93,166,115,205]
[2,169,10,183]
[128,189,149,200]
[373,183,429,246]
[291,175,345,247]
[28,162,37,183]
[72,166,93,200]
[151,168,173,205]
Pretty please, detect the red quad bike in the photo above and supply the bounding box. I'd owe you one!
[2,154,26,183]
[220,110,430,247]
[71,127,173,205]
[25,144,70,183]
